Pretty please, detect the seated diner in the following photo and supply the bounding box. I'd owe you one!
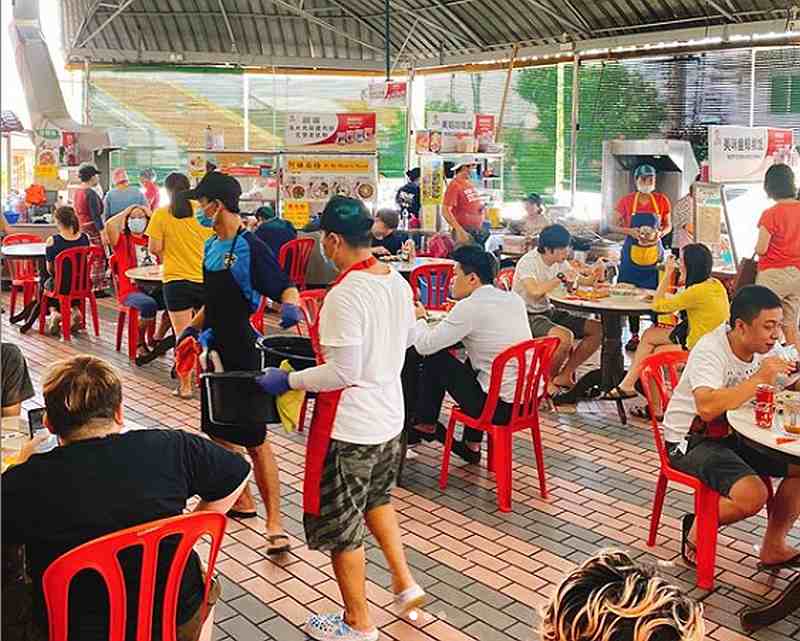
[512,224,603,398]
[1,355,250,641]
[607,243,730,416]
[370,208,411,256]
[662,285,800,569]
[253,204,297,260]
[406,245,532,463]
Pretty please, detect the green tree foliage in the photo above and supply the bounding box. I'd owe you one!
[378,110,407,178]
[515,63,667,194]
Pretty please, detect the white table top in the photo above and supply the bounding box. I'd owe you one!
[125,265,164,282]
[1,243,47,258]
[384,257,455,273]
[728,404,800,462]
[550,288,656,314]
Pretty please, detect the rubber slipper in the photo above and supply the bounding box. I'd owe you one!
[227,509,258,519]
[601,386,638,401]
[266,533,291,555]
[756,553,800,572]
[681,513,697,568]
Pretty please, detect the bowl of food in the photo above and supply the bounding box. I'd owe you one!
[357,182,375,200]
[291,184,306,199]
[638,226,659,246]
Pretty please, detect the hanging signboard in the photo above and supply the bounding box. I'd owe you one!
[426,111,476,153]
[709,125,798,183]
[420,155,445,210]
[474,114,496,152]
[281,153,377,228]
[365,81,407,108]
[694,183,736,273]
[285,112,377,152]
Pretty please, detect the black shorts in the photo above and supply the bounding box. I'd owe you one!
[667,434,789,498]
[163,280,205,313]
[528,308,588,339]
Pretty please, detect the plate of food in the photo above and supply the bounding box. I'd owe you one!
[357,182,375,200]
[610,283,638,297]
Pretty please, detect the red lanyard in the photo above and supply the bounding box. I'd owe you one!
[330,255,378,287]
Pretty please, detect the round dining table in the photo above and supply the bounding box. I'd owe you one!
[549,288,656,423]
[728,404,800,632]
[1,243,48,260]
[125,264,164,283]
[383,256,455,274]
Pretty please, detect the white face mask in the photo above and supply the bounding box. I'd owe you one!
[128,218,147,234]
[637,182,655,194]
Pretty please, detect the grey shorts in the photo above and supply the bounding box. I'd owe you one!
[1,343,34,408]
[528,309,588,339]
[304,436,402,553]
[667,434,789,498]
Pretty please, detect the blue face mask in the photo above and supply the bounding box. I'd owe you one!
[195,208,214,228]
[128,218,147,234]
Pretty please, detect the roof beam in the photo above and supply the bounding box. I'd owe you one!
[424,0,487,49]
[520,0,589,37]
[706,0,742,23]
[261,0,384,53]
[217,0,238,52]
[71,0,103,49]
[324,0,388,43]
[77,0,137,48]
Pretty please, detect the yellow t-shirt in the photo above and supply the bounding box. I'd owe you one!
[651,277,730,350]
[146,205,213,284]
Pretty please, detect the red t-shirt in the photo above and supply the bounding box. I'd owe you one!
[615,192,672,229]
[143,182,160,211]
[757,201,800,271]
[444,177,484,230]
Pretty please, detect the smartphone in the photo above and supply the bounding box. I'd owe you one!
[27,407,45,438]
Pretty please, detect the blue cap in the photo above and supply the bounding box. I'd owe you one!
[634,164,657,179]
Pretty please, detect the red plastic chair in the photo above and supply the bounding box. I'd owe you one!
[42,512,226,641]
[110,255,155,362]
[250,238,316,333]
[640,351,773,590]
[440,337,560,511]
[495,267,515,292]
[2,233,41,317]
[279,237,315,290]
[38,246,103,341]
[410,263,455,311]
[296,288,326,338]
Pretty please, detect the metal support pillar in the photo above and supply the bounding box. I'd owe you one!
[385,0,391,80]
[569,55,580,209]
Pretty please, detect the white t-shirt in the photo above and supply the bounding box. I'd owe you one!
[662,324,779,443]
[317,269,416,445]
[512,250,570,314]
[414,285,532,402]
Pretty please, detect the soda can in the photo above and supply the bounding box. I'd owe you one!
[754,384,776,429]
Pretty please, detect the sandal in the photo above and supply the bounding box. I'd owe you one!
[227,509,258,519]
[602,386,638,401]
[266,533,291,556]
[756,553,800,572]
[681,513,697,568]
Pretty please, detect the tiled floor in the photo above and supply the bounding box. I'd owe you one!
[5,293,800,641]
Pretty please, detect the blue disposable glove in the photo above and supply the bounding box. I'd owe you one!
[280,302,303,329]
[256,367,291,396]
[177,326,200,346]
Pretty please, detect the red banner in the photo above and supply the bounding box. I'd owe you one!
[286,112,377,151]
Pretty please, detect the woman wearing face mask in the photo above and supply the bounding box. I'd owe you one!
[610,164,673,351]
[106,204,171,361]
[146,172,214,396]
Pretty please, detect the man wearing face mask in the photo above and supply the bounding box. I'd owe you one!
[178,171,303,555]
[610,164,672,351]
[257,196,424,641]
[443,160,488,247]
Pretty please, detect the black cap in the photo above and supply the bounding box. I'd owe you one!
[524,192,543,206]
[406,167,420,181]
[320,196,374,235]
[78,163,100,182]
[183,171,242,214]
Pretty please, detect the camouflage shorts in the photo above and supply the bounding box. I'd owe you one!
[304,436,402,553]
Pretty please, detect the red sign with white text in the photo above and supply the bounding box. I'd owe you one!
[285,112,377,151]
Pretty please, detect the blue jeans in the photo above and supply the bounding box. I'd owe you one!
[123,291,162,320]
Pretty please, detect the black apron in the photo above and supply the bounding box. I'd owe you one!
[200,229,265,447]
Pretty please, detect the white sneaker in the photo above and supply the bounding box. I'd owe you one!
[304,613,378,641]
[394,584,426,617]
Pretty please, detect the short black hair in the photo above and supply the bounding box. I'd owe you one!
[730,285,783,326]
[321,196,373,248]
[375,208,400,230]
[764,164,797,200]
[682,243,713,288]
[537,224,571,253]
[452,245,498,285]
